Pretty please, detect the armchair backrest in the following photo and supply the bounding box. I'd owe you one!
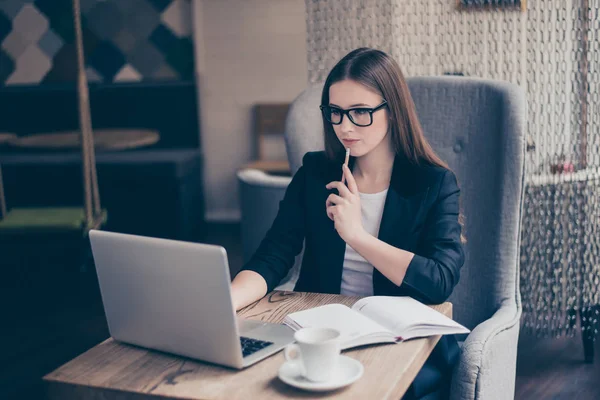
[284,77,526,329]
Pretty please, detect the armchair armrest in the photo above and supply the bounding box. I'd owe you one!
[237,168,292,188]
[451,301,521,400]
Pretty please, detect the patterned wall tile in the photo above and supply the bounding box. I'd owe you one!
[38,28,63,59]
[80,0,101,15]
[124,0,161,41]
[12,4,48,44]
[114,64,142,82]
[149,24,176,53]
[153,63,177,80]
[80,24,100,59]
[161,0,191,38]
[0,49,15,82]
[163,36,193,79]
[0,11,11,43]
[149,23,193,79]
[0,0,194,85]
[85,1,123,41]
[85,66,102,82]
[2,30,28,60]
[112,0,148,16]
[34,0,74,42]
[113,29,137,53]
[6,44,51,84]
[88,40,126,81]
[0,0,25,20]
[42,42,76,83]
[128,41,164,77]
[148,0,172,12]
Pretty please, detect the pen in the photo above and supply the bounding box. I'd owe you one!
[342,147,350,184]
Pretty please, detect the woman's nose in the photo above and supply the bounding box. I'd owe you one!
[339,114,354,132]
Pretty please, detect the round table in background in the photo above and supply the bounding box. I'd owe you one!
[0,132,17,146]
[8,129,160,151]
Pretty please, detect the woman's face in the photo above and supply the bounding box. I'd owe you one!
[328,79,390,158]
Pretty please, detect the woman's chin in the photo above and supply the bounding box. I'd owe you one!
[346,147,368,158]
[339,143,363,156]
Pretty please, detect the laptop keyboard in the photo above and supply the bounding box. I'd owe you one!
[240,336,273,357]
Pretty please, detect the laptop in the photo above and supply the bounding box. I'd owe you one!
[89,229,295,369]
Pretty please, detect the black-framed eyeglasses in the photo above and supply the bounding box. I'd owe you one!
[319,101,388,127]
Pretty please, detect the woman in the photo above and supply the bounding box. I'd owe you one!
[231,47,464,399]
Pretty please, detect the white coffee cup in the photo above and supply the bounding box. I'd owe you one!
[284,327,341,382]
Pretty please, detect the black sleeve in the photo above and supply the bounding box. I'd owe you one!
[401,170,465,304]
[238,160,307,293]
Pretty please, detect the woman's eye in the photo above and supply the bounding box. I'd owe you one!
[353,109,369,115]
[331,108,342,116]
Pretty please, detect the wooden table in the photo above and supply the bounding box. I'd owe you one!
[44,291,451,399]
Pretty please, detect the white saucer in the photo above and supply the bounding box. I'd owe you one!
[278,355,364,392]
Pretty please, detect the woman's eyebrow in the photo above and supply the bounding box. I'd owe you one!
[329,102,372,108]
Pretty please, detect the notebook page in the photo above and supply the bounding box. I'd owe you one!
[284,303,395,347]
[351,296,469,338]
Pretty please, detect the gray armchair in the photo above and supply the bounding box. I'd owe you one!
[237,169,301,291]
[239,77,526,399]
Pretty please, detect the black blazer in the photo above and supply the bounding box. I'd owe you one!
[242,151,464,304]
[241,150,464,398]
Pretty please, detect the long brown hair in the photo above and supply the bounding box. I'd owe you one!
[321,48,466,242]
[322,48,447,169]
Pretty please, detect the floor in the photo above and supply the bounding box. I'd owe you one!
[515,330,600,399]
[1,223,598,399]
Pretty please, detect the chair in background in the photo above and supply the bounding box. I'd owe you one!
[239,77,526,400]
[237,103,298,290]
[236,168,300,291]
[243,103,291,176]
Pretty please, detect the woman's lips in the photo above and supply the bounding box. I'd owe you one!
[342,139,360,145]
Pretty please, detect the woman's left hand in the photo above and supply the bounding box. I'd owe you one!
[325,164,365,244]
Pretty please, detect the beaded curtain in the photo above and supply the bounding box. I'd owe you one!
[305,0,600,339]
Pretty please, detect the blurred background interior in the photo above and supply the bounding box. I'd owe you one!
[0,0,599,399]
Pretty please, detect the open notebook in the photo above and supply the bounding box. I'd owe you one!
[283,296,470,350]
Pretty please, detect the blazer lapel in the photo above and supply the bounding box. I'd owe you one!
[320,154,353,294]
[374,156,431,295]
[377,156,430,247]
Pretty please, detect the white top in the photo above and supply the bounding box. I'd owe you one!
[340,188,388,297]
